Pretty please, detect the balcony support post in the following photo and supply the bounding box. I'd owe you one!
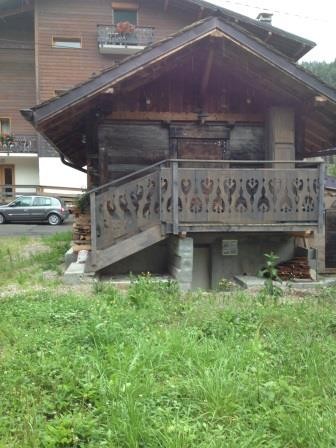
[172,160,179,235]
[90,192,97,266]
[318,161,325,232]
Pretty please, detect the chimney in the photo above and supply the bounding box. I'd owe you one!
[257,12,273,24]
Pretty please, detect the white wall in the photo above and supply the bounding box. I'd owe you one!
[0,155,39,185]
[39,157,87,189]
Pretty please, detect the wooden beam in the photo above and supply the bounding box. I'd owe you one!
[105,111,265,122]
[201,47,215,96]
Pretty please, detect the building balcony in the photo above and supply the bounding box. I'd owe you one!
[0,134,38,154]
[97,25,154,55]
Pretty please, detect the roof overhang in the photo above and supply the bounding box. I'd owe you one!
[21,16,336,167]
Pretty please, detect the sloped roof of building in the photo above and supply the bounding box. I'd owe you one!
[21,15,336,167]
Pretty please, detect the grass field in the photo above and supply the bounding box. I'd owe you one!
[1,233,336,447]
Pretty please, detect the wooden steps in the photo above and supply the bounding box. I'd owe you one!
[89,224,166,272]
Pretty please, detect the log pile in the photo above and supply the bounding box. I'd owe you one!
[72,211,91,252]
[277,257,311,281]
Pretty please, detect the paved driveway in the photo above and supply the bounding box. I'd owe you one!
[0,216,73,237]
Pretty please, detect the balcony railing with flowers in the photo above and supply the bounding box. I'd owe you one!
[97,23,154,54]
[0,134,38,153]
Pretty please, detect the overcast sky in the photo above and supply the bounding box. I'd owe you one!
[209,0,336,62]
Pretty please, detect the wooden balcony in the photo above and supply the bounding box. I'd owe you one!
[0,134,38,154]
[97,25,154,55]
[88,160,324,271]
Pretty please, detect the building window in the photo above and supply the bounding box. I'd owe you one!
[52,37,82,49]
[0,118,10,134]
[113,9,137,25]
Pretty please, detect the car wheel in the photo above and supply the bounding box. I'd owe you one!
[48,213,61,226]
[0,213,5,224]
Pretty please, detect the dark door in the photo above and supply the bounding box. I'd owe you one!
[0,165,14,201]
[170,125,230,161]
[326,210,336,268]
[7,196,33,221]
[178,139,225,160]
[31,196,52,220]
[192,246,211,290]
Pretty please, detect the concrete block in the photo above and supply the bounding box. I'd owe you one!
[64,262,95,285]
[64,247,77,268]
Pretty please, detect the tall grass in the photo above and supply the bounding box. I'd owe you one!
[1,274,336,447]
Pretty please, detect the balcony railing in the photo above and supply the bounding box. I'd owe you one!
[91,159,325,252]
[0,135,38,154]
[97,25,154,54]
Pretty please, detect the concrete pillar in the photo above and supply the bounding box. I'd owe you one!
[168,236,194,291]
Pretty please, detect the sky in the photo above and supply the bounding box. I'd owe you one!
[209,0,336,62]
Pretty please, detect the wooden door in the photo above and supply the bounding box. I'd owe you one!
[170,125,230,161]
[192,246,211,290]
[0,165,14,202]
[178,139,224,160]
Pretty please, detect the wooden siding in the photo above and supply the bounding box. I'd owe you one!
[0,13,36,134]
[35,0,193,103]
[98,123,170,182]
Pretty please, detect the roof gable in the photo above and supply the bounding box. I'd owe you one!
[23,16,336,126]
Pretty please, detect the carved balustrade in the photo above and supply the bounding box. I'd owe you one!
[160,162,323,227]
[91,160,324,252]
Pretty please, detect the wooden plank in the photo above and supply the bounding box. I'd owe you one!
[90,192,97,266]
[93,224,166,272]
[172,160,179,235]
[106,111,265,122]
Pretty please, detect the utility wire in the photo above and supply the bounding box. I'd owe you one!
[216,0,332,23]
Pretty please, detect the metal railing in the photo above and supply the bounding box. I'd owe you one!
[0,134,38,153]
[97,24,154,49]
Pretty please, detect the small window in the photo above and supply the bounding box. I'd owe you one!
[52,37,82,49]
[0,118,10,134]
[113,9,137,25]
[33,197,52,206]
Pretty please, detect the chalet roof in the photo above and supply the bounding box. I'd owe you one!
[0,0,314,60]
[183,0,315,59]
[21,15,336,167]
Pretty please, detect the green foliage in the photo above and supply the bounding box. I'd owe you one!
[76,193,90,213]
[1,277,336,445]
[0,232,71,287]
[259,252,283,302]
[301,59,336,88]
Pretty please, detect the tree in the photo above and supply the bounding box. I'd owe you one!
[301,60,336,88]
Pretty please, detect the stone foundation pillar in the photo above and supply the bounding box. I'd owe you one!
[168,236,194,291]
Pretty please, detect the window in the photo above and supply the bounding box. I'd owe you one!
[52,37,82,49]
[12,197,32,207]
[0,118,10,134]
[113,9,137,25]
[33,197,52,207]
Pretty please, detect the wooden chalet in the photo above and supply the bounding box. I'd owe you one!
[21,9,336,289]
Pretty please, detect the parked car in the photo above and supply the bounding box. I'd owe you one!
[0,195,69,225]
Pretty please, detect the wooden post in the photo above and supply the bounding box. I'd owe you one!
[172,160,179,235]
[318,161,325,232]
[90,191,97,266]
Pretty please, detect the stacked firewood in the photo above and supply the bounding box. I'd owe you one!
[277,257,311,281]
[72,212,91,252]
